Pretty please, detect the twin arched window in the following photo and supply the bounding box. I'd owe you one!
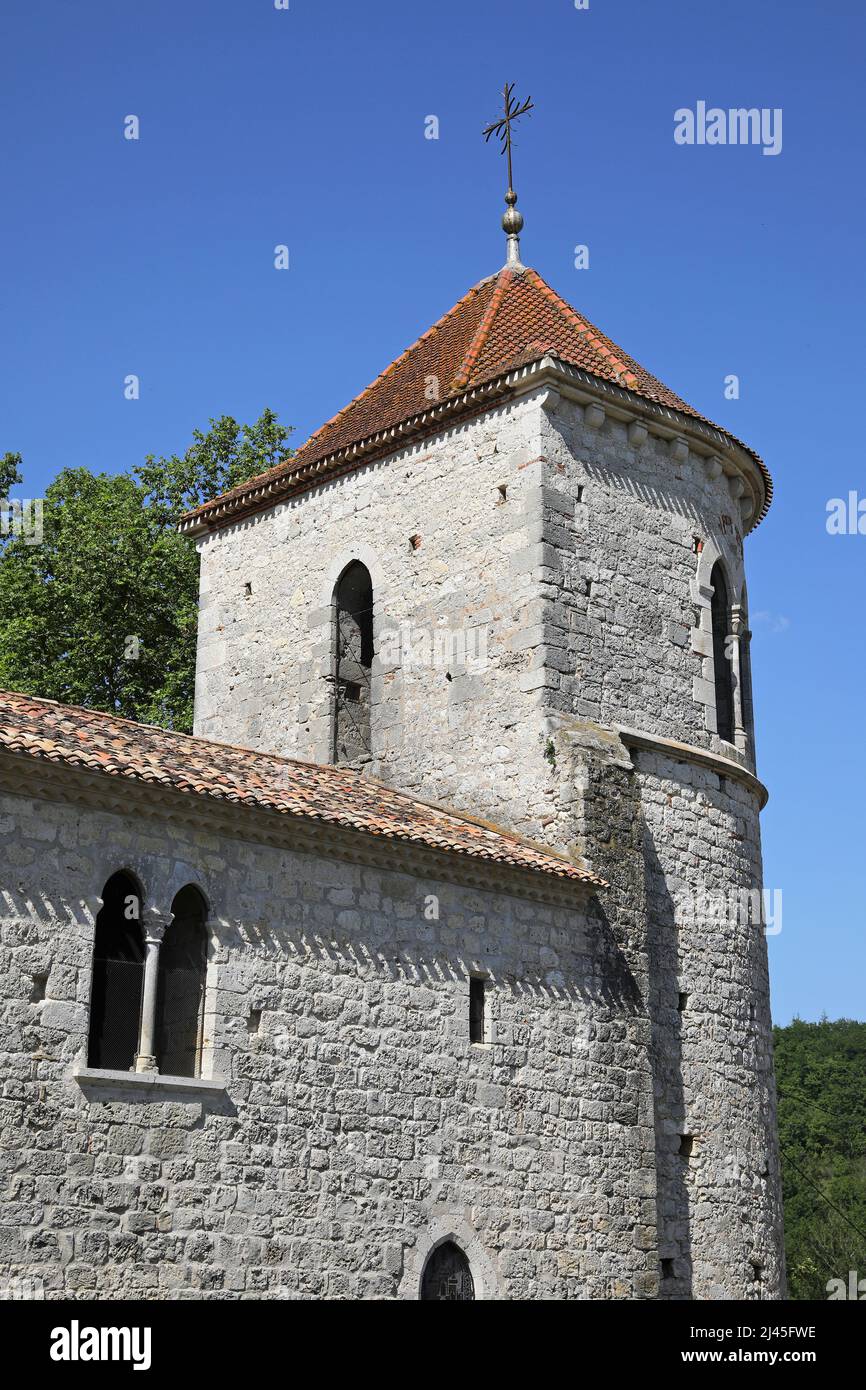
[87,875,207,1077]
[332,561,373,765]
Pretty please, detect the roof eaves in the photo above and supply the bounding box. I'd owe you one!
[521,352,773,531]
[179,273,500,532]
[178,370,518,537]
[0,717,606,889]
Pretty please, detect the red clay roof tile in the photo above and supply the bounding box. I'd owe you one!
[180,265,771,531]
[0,690,603,889]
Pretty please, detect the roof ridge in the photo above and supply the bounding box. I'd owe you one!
[0,688,345,774]
[449,266,514,392]
[523,268,641,390]
[177,262,771,535]
[298,274,497,456]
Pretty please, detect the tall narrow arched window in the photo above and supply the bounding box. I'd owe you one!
[155,886,207,1078]
[332,561,373,765]
[87,872,144,1070]
[710,562,734,744]
[421,1241,475,1301]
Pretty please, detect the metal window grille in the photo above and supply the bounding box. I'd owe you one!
[421,1243,475,1301]
[155,963,205,1078]
[87,957,144,1070]
[469,976,486,1044]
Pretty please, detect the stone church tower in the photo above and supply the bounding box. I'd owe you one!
[0,190,784,1301]
[180,211,784,1297]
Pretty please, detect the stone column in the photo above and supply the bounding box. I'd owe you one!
[742,620,755,760]
[134,916,167,1073]
[730,605,747,753]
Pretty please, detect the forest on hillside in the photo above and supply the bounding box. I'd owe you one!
[774,1017,866,1299]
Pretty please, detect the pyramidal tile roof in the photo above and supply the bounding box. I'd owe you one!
[180,264,770,533]
[0,690,604,888]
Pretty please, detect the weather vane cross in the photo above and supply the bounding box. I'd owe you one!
[483,83,533,267]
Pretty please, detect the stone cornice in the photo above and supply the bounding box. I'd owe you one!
[0,750,595,910]
[178,371,519,539]
[520,357,770,535]
[616,725,769,808]
[180,356,770,540]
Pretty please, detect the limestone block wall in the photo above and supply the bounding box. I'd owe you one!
[193,395,564,846]
[193,387,760,863]
[636,748,783,1299]
[0,777,657,1300]
[520,717,784,1300]
[184,382,784,1301]
[537,397,753,763]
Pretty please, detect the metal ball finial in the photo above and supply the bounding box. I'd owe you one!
[502,197,524,237]
[502,189,524,266]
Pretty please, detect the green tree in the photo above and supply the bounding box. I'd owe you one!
[0,451,23,495]
[774,1017,866,1299]
[0,410,292,731]
[135,407,292,521]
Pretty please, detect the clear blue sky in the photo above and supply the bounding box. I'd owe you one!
[1,0,863,1024]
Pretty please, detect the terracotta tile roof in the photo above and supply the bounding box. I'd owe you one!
[180,264,771,533]
[0,690,604,888]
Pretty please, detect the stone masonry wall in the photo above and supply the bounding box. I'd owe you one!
[193,396,559,847]
[531,395,782,1296]
[637,749,783,1299]
[536,396,752,762]
[189,383,784,1298]
[0,777,657,1300]
[194,388,758,861]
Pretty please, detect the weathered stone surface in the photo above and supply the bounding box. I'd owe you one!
[0,786,655,1300]
[0,378,783,1299]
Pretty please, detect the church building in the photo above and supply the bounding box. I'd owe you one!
[0,171,784,1299]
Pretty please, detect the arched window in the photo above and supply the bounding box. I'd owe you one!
[155,886,207,1078]
[332,561,373,765]
[710,562,734,744]
[421,1241,475,1301]
[87,872,144,1070]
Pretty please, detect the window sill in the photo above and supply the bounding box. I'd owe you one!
[73,1067,226,1096]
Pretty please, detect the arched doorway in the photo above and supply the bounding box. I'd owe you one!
[421,1241,475,1301]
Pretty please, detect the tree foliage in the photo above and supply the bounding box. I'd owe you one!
[0,410,292,731]
[774,1017,866,1299]
[0,452,23,495]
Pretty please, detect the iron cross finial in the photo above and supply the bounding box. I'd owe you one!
[483,84,533,267]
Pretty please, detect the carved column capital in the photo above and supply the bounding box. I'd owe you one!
[140,911,169,947]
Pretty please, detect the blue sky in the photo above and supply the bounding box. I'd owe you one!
[1,0,863,1024]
